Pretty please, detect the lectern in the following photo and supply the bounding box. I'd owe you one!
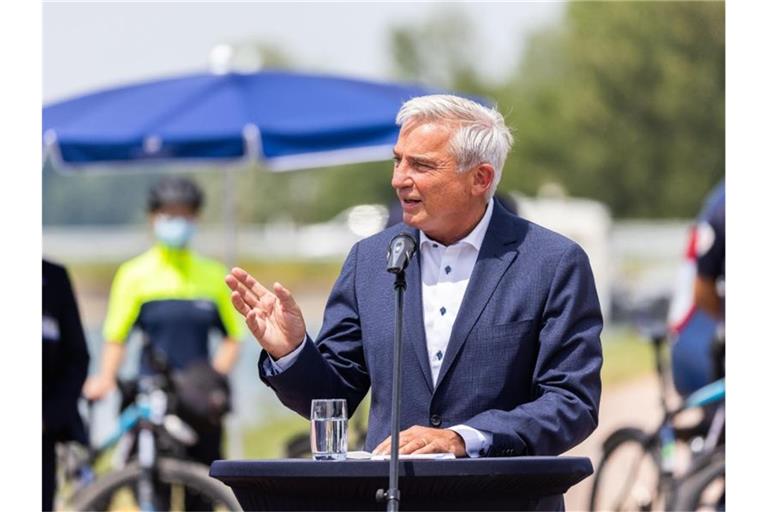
[210,456,592,511]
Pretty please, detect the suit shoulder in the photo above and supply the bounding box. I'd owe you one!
[512,215,586,257]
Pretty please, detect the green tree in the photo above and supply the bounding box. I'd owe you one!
[385,2,724,218]
[389,8,490,94]
[499,1,725,218]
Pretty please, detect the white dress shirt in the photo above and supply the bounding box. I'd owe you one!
[418,199,494,457]
[272,199,496,457]
[419,198,494,384]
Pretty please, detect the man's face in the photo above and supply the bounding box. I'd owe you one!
[391,121,490,245]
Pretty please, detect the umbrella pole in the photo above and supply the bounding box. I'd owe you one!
[222,164,244,460]
[223,165,238,268]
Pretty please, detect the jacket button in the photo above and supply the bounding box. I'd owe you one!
[429,414,442,427]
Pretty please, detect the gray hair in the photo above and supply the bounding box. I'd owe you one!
[396,94,513,200]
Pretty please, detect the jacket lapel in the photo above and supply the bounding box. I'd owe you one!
[399,226,434,393]
[434,203,521,391]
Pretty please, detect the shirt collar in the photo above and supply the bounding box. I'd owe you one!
[153,243,192,263]
[419,198,495,251]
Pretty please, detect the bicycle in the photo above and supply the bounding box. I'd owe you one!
[58,350,241,511]
[669,445,725,511]
[588,326,724,511]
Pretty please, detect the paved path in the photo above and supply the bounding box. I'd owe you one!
[564,374,663,510]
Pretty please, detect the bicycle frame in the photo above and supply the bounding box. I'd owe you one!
[95,402,151,455]
[589,326,725,512]
[66,373,198,511]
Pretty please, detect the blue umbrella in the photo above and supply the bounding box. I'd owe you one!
[43,70,443,172]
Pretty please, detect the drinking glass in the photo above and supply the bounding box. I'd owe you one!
[310,399,348,461]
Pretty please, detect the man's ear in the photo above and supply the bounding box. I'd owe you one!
[471,163,495,197]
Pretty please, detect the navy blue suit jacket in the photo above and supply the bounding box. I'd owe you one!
[260,202,603,456]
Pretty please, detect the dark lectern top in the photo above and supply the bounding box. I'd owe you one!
[210,457,592,511]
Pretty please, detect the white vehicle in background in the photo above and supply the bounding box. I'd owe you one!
[296,204,389,258]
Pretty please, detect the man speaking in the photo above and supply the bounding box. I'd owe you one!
[226,94,603,458]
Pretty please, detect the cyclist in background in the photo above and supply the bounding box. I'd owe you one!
[669,180,725,395]
[83,176,243,475]
[693,181,725,322]
[693,180,725,379]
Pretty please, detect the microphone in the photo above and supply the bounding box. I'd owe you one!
[386,233,417,274]
[382,233,418,511]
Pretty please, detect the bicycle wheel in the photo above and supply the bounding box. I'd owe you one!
[284,431,312,458]
[589,427,663,511]
[68,457,242,511]
[671,449,725,511]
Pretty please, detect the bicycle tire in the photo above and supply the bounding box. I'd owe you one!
[588,427,662,511]
[284,431,313,458]
[670,448,725,511]
[68,457,242,511]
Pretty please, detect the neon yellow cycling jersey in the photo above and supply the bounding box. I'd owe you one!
[103,245,242,373]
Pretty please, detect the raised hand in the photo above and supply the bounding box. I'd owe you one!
[224,267,306,359]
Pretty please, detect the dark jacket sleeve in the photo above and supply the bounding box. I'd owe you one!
[464,244,603,456]
[258,243,371,419]
[43,263,91,436]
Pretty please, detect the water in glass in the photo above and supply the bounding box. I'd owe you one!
[311,417,348,461]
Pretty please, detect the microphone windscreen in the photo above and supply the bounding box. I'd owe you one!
[386,233,417,273]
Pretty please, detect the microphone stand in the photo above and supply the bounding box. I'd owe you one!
[377,269,407,512]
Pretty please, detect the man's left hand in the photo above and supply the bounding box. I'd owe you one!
[372,425,467,457]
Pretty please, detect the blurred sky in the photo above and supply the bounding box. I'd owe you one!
[43,1,564,103]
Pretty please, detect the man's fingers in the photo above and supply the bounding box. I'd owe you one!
[245,308,266,339]
[399,438,421,454]
[399,436,433,454]
[374,433,428,455]
[410,439,439,455]
[231,267,272,298]
[230,291,252,317]
[273,282,301,315]
[226,274,265,309]
[373,436,391,455]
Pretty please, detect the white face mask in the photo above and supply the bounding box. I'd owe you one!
[153,215,196,248]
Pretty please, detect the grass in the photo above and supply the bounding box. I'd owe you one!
[601,326,657,386]
[67,257,344,295]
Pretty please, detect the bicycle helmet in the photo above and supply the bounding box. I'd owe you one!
[147,176,204,213]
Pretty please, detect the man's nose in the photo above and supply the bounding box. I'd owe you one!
[391,163,410,189]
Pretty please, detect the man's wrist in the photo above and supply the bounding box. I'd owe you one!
[270,335,308,371]
[449,425,491,458]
